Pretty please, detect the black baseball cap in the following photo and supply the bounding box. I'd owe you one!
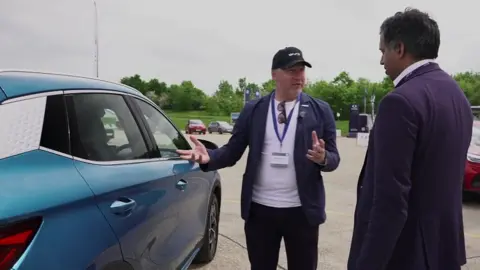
[271,47,312,70]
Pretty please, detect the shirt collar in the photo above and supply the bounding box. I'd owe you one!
[393,59,435,86]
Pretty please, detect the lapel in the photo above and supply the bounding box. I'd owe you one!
[396,62,441,88]
[250,92,271,158]
[293,92,312,171]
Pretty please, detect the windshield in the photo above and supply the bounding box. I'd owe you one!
[218,121,231,127]
[190,120,203,125]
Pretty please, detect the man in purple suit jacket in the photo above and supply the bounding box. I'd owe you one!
[347,8,473,270]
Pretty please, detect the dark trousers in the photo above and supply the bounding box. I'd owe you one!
[244,202,319,270]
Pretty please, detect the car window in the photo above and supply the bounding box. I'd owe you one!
[134,98,191,158]
[190,120,203,125]
[40,95,70,155]
[67,93,149,162]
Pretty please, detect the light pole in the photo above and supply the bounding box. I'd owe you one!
[92,0,99,77]
[244,89,250,106]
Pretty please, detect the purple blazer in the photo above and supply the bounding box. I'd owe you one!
[348,63,473,270]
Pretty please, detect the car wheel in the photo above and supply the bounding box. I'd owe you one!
[463,191,476,202]
[219,130,223,134]
[193,193,219,264]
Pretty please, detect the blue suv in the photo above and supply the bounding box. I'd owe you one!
[0,70,221,270]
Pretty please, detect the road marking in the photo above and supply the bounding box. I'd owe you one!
[222,199,480,239]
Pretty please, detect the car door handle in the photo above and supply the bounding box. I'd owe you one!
[176,179,188,191]
[110,197,136,215]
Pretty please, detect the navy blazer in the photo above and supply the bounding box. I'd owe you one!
[200,91,340,225]
[348,63,473,270]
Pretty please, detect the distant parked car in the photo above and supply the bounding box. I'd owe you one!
[208,121,233,134]
[186,119,206,134]
[464,121,480,200]
[0,70,222,270]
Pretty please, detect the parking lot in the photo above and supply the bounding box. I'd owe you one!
[188,134,480,270]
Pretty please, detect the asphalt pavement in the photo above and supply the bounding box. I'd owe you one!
[188,134,480,270]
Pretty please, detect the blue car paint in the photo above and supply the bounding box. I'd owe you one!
[0,71,220,270]
[0,71,141,98]
[0,150,124,270]
[73,158,214,269]
[73,158,186,270]
[0,86,6,102]
[172,163,214,261]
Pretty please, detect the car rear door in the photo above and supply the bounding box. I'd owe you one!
[128,97,212,265]
[64,90,185,270]
[0,93,126,270]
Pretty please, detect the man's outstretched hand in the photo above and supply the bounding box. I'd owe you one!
[176,135,211,164]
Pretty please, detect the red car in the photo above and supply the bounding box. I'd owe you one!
[185,119,206,134]
[464,121,480,199]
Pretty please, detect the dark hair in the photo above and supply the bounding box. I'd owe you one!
[380,8,440,60]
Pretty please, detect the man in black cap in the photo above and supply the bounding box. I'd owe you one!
[177,46,340,270]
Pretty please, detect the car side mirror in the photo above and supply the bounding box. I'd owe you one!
[198,139,218,150]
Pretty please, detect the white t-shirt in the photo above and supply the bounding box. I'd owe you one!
[251,98,301,208]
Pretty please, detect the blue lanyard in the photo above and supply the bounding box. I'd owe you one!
[271,93,300,145]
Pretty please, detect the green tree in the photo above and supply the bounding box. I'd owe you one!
[118,69,480,119]
[120,74,145,94]
[261,79,275,95]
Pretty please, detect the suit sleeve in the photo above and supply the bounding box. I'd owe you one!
[356,92,418,269]
[199,104,250,172]
[318,103,340,172]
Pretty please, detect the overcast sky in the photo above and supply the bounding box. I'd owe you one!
[1,0,479,94]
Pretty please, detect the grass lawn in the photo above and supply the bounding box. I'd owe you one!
[164,110,349,136]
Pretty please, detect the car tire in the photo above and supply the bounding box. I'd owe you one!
[219,130,223,135]
[193,193,219,264]
[463,191,476,202]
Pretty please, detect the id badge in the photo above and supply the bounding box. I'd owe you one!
[270,152,289,167]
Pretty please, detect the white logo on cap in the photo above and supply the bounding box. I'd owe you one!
[288,53,301,56]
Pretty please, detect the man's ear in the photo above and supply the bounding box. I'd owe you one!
[394,41,406,58]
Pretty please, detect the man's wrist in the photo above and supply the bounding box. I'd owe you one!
[317,150,328,166]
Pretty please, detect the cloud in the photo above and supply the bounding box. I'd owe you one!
[1,0,479,94]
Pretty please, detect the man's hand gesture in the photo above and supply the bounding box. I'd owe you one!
[306,131,326,164]
[176,135,211,164]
